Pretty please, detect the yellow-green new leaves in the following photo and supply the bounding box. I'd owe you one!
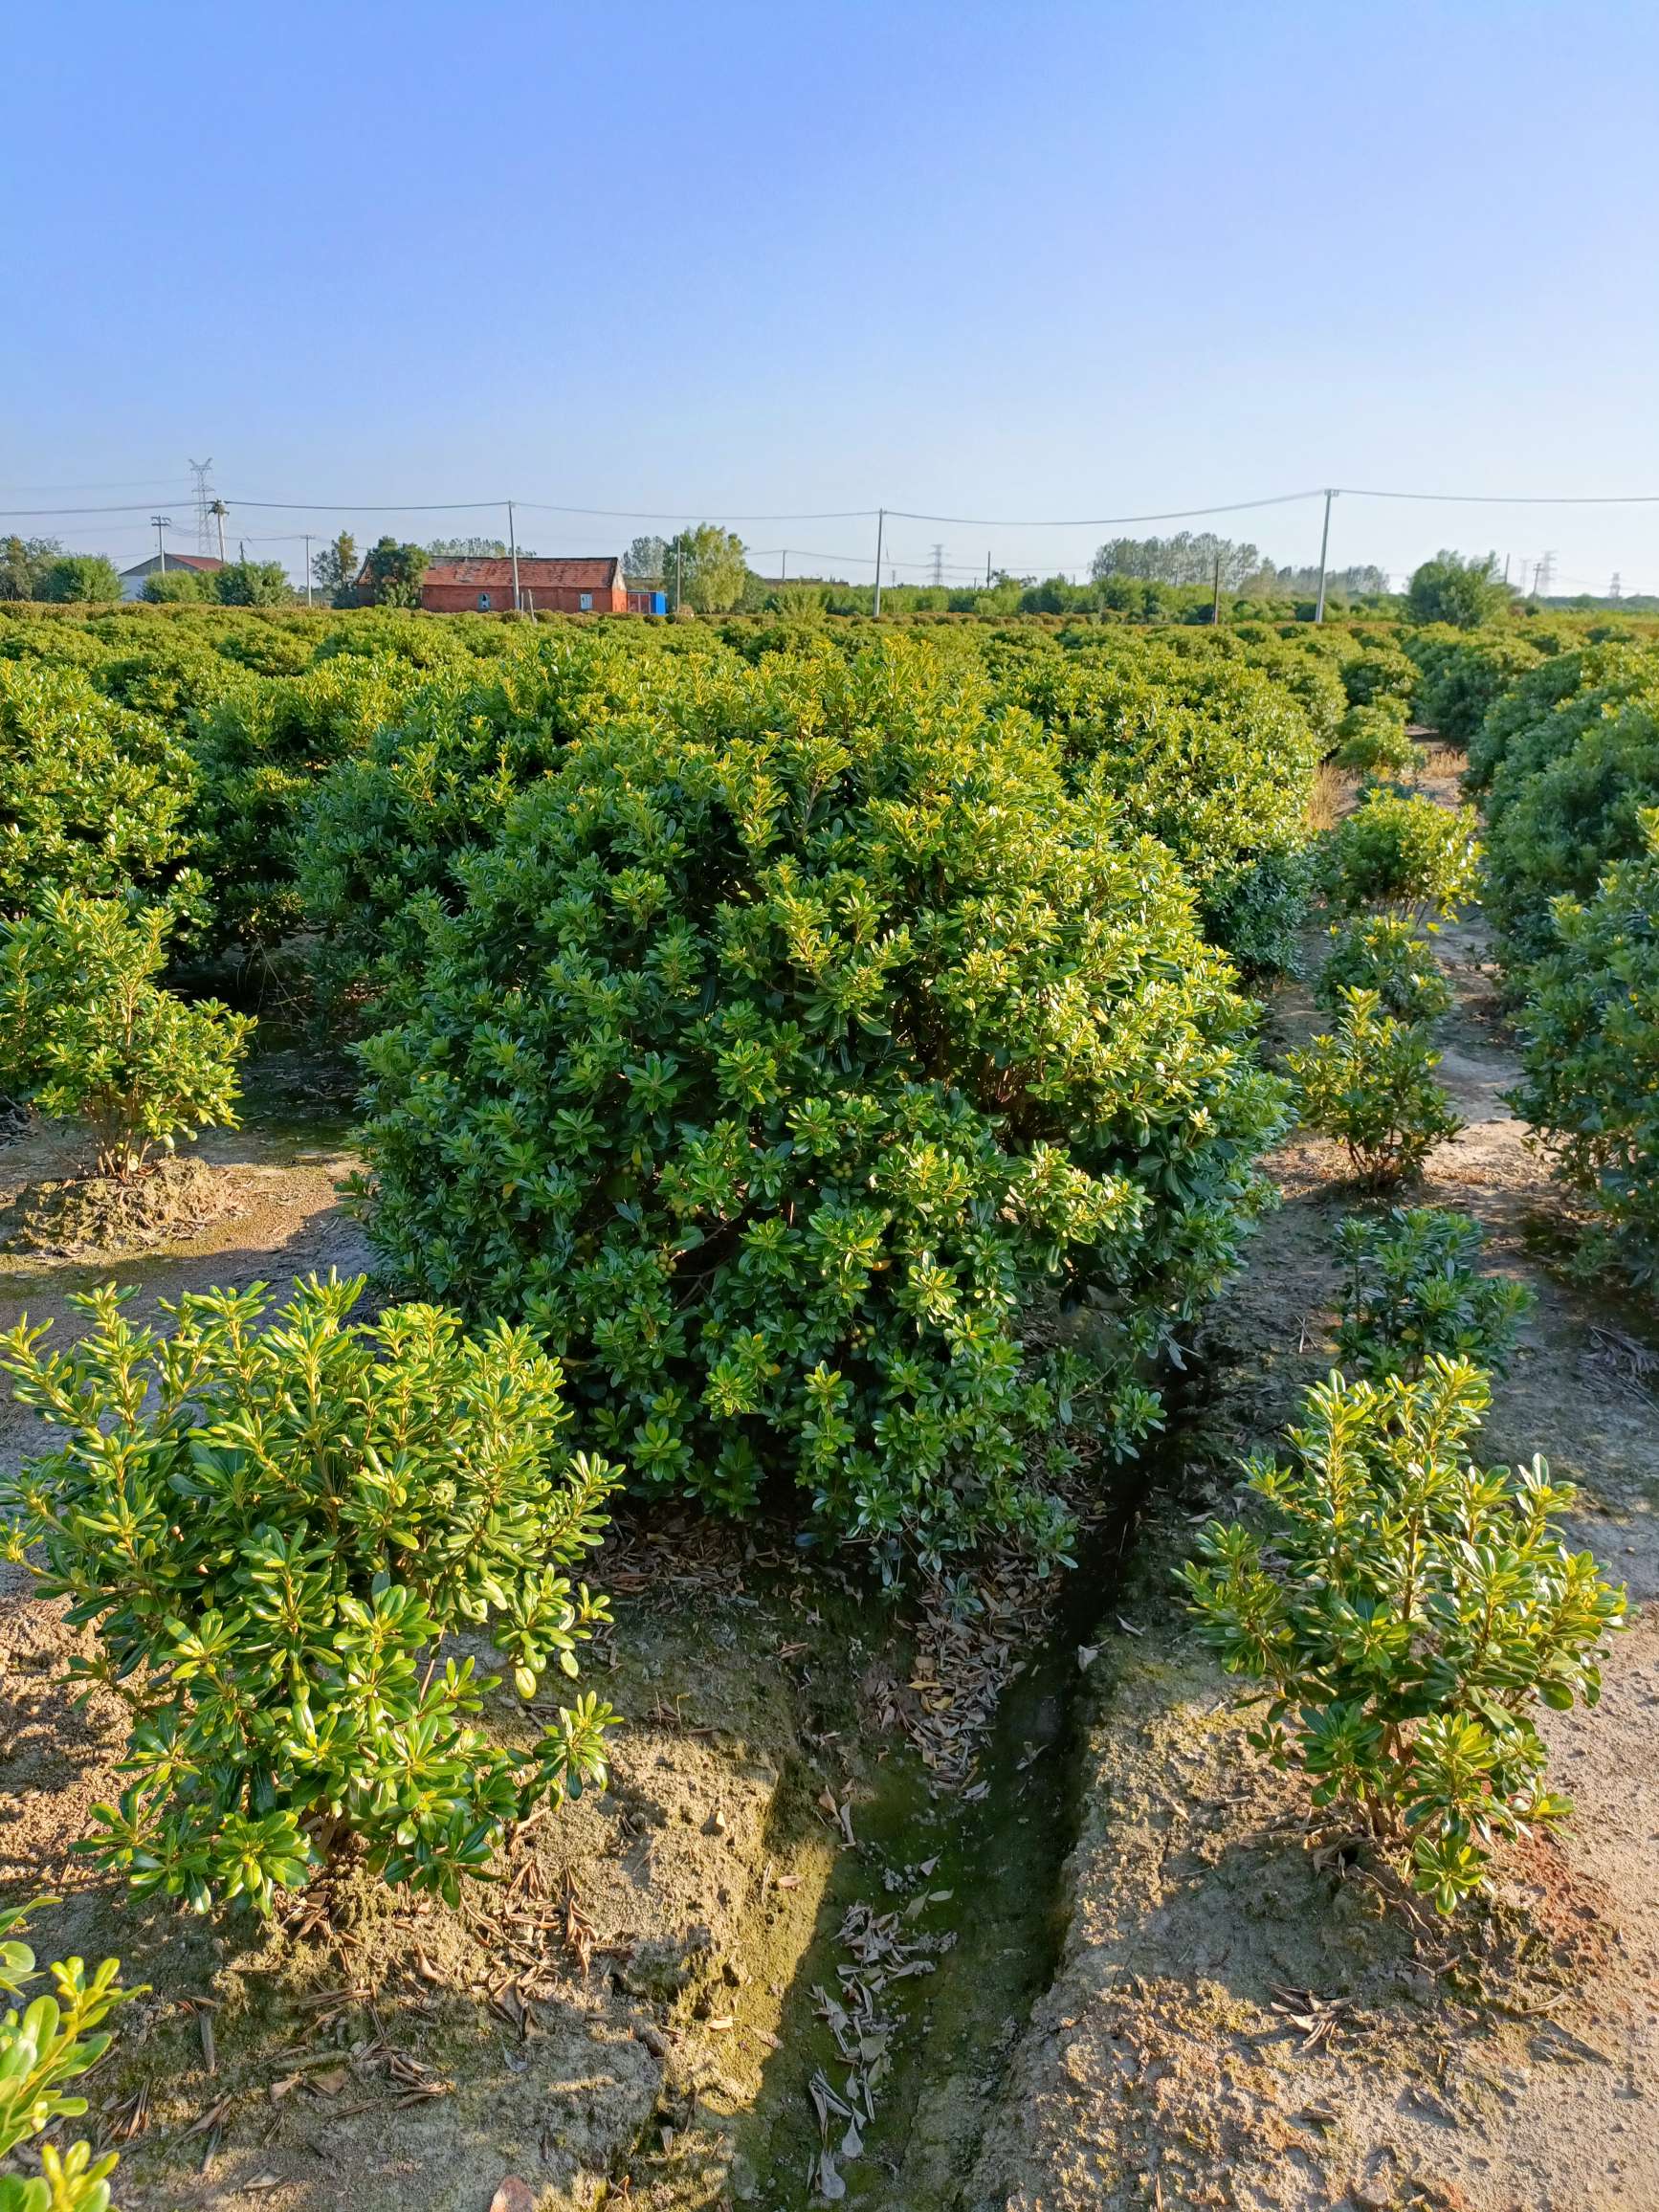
[0,1275,617,1915]
[0,1898,138,2212]
[1181,1360,1626,1912]
[0,891,252,1177]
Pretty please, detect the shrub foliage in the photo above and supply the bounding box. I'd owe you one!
[356,650,1289,1564]
[0,892,253,1176]
[1510,814,1659,1282]
[1182,1360,1626,1911]
[0,1275,617,1913]
[1334,1206,1532,1380]
[1317,786,1482,925]
[1315,915,1453,1026]
[1288,987,1462,1184]
[0,1899,136,2212]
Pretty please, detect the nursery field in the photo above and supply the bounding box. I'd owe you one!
[0,599,1654,2211]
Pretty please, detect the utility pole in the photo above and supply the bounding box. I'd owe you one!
[985,550,992,589]
[1502,552,1511,586]
[675,538,683,613]
[781,549,787,582]
[151,516,171,572]
[210,499,228,564]
[1211,552,1223,626]
[872,508,885,617]
[303,533,314,608]
[507,500,521,612]
[1314,489,1336,623]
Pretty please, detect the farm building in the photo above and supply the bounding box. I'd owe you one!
[118,551,225,600]
[360,554,662,615]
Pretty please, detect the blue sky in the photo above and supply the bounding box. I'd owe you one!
[6,0,1659,593]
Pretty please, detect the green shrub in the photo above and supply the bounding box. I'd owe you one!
[1510,813,1659,1283]
[299,636,657,1022]
[188,655,424,953]
[1181,1359,1626,1911]
[1334,1206,1533,1379]
[0,661,197,916]
[1287,987,1462,1183]
[998,645,1321,975]
[1315,916,1453,1025]
[0,1274,618,1915]
[1464,641,1648,791]
[143,566,214,605]
[0,1898,137,2212]
[1332,702,1419,776]
[0,892,253,1177]
[1338,640,1416,711]
[1405,626,1546,746]
[1477,649,1659,966]
[1317,786,1482,924]
[356,647,1289,1567]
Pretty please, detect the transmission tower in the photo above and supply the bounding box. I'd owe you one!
[188,458,217,558]
[1609,571,1623,601]
[930,542,945,587]
[1534,550,1556,598]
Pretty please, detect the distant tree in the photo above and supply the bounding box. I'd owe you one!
[1405,550,1514,630]
[1092,532,1262,588]
[0,535,63,601]
[426,536,517,558]
[37,554,122,604]
[213,559,293,608]
[661,525,747,613]
[312,531,359,608]
[624,534,667,585]
[361,537,430,609]
[143,567,213,604]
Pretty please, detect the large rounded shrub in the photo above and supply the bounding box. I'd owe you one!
[1404,627,1547,747]
[301,630,749,1023]
[355,647,1287,1566]
[991,645,1322,976]
[0,660,196,915]
[1477,646,1659,966]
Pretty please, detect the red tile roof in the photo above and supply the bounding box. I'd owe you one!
[424,556,620,589]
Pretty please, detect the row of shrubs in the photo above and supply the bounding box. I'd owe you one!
[0,607,1631,2013]
[1462,640,1659,1281]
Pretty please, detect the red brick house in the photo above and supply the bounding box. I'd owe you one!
[409,555,629,614]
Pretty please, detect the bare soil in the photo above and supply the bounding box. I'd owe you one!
[968,756,1659,2212]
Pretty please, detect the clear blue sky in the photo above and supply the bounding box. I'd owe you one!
[6,0,1659,594]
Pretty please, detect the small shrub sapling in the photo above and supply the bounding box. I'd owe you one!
[1181,1359,1626,1911]
[1334,1206,1533,1380]
[1315,916,1453,1027]
[0,1274,617,1914]
[1287,987,1463,1184]
[0,1897,137,2212]
[1318,786,1482,926]
[0,891,252,1178]
[1332,702,1420,777]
